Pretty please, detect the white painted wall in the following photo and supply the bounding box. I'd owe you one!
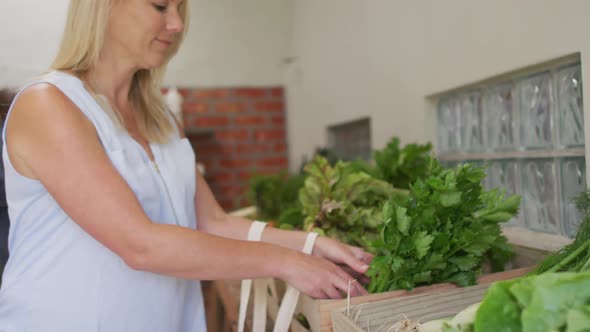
[6,0,589,173]
[0,0,292,88]
[0,1,68,87]
[166,0,293,87]
[287,0,590,170]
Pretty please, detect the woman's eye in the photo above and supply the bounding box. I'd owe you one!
[153,4,167,12]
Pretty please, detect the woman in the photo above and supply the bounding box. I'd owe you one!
[0,1,373,331]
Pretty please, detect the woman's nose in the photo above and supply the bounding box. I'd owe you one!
[167,8,184,33]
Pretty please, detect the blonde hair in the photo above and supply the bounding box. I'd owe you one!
[51,0,190,144]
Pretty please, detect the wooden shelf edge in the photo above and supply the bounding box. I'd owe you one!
[502,226,572,252]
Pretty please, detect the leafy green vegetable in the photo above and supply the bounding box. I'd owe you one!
[522,272,590,332]
[532,190,590,275]
[474,279,524,332]
[294,313,311,329]
[443,302,480,332]
[298,147,342,173]
[475,271,590,332]
[422,318,451,332]
[374,137,433,189]
[566,305,590,332]
[276,208,305,230]
[343,158,380,179]
[471,191,590,331]
[299,155,408,251]
[441,325,469,332]
[368,159,519,293]
[248,172,306,227]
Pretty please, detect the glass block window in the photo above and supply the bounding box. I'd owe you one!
[485,84,516,151]
[327,118,371,161]
[437,58,585,238]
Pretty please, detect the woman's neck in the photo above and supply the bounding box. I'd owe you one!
[83,53,139,110]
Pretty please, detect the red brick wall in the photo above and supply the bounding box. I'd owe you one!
[171,87,288,211]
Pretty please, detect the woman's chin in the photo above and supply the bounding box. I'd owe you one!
[141,55,168,70]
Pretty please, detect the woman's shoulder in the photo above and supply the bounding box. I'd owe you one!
[5,80,97,180]
[12,82,76,115]
[12,71,91,117]
[8,79,93,136]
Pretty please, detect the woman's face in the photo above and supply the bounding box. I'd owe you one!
[105,0,184,69]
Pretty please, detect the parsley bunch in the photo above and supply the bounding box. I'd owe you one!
[374,137,433,189]
[368,159,520,293]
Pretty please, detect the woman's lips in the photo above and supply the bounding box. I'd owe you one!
[156,39,172,47]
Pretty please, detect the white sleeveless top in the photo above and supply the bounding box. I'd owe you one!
[0,71,206,331]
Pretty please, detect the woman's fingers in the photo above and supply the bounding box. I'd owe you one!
[323,285,343,299]
[360,251,375,265]
[354,280,369,296]
[330,244,369,275]
[286,250,371,300]
[349,245,375,266]
[346,277,369,297]
[339,265,371,285]
[313,261,358,299]
[331,265,369,297]
[313,237,375,278]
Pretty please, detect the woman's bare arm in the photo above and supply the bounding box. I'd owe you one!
[194,153,373,291]
[6,84,356,298]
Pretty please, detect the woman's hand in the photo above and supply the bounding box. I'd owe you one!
[312,236,374,286]
[279,250,368,299]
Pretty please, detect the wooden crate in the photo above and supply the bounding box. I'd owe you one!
[225,207,560,332]
[295,265,533,332]
[331,283,491,332]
